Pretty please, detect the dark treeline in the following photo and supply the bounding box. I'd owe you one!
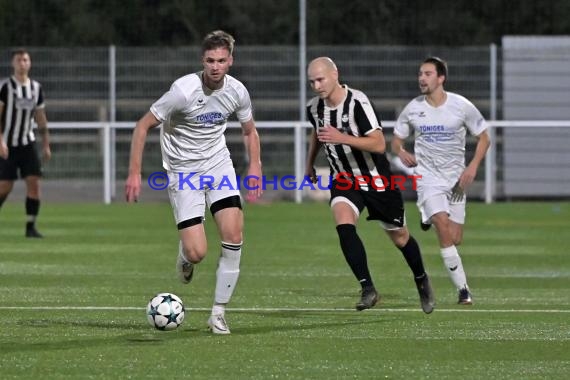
[1,0,569,46]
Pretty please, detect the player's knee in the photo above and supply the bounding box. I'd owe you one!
[388,227,409,248]
[181,242,207,263]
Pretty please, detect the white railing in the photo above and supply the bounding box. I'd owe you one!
[47,120,570,204]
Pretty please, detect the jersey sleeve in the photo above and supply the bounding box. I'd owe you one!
[235,85,253,123]
[149,82,187,122]
[0,81,7,105]
[394,103,412,139]
[354,95,381,136]
[36,84,45,108]
[463,100,488,136]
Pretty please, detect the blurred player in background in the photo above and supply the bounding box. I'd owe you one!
[125,30,262,334]
[0,48,51,238]
[305,57,435,314]
[391,57,490,305]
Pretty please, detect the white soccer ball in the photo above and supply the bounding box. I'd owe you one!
[146,292,185,331]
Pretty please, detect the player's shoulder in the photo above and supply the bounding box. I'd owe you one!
[172,72,201,88]
[306,95,320,108]
[402,95,426,112]
[446,92,474,107]
[223,74,248,92]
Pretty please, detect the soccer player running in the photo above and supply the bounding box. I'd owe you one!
[0,48,51,238]
[391,57,490,305]
[125,30,262,334]
[305,57,435,314]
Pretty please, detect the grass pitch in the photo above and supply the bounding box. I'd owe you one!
[0,201,569,379]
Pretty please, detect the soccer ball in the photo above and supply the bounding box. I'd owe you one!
[146,292,185,331]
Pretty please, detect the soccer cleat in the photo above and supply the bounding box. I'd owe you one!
[420,221,432,231]
[25,226,43,238]
[208,314,231,335]
[414,274,435,314]
[355,286,379,311]
[458,287,473,305]
[176,254,194,284]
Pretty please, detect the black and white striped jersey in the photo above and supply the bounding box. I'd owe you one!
[0,76,45,147]
[306,85,393,186]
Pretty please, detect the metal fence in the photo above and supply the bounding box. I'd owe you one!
[7,44,569,203]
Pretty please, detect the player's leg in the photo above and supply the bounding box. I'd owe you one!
[20,145,44,238]
[208,197,243,334]
[205,161,243,333]
[427,196,472,304]
[331,188,378,310]
[23,175,42,238]
[168,171,207,283]
[367,189,435,313]
[0,150,17,210]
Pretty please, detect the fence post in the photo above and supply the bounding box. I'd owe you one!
[103,122,112,204]
[109,45,117,200]
[294,123,304,203]
[485,43,498,204]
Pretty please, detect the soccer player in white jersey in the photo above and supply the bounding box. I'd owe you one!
[391,57,490,305]
[125,30,262,334]
[305,57,435,314]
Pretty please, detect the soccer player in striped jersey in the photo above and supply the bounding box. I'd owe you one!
[0,48,51,238]
[305,57,435,314]
[125,31,262,334]
[392,57,490,305]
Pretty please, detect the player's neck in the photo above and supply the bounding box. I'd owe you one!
[13,73,29,84]
[426,89,447,107]
[325,85,346,108]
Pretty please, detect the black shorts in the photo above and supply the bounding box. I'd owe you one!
[330,180,405,227]
[0,143,42,180]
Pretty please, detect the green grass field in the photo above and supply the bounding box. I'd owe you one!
[0,201,569,379]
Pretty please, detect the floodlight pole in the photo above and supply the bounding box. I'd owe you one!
[296,0,307,204]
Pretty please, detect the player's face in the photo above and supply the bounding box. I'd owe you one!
[12,53,31,76]
[202,47,233,89]
[418,63,443,94]
[308,64,337,100]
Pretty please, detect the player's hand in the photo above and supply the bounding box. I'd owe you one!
[305,166,318,184]
[125,173,142,203]
[458,164,477,189]
[451,181,465,203]
[0,141,8,159]
[42,146,52,162]
[397,150,417,167]
[246,163,263,199]
[317,125,344,145]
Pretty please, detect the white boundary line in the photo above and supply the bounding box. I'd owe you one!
[0,306,568,313]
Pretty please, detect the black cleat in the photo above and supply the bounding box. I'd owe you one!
[414,274,435,314]
[25,226,43,238]
[420,221,432,231]
[355,286,379,311]
[458,288,473,305]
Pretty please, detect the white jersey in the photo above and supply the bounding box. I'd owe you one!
[394,92,487,187]
[150,72,253,172]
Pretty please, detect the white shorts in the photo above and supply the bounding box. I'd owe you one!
[417,184,466,225]
[167,160,241,225]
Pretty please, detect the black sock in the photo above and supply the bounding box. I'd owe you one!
[336,224,374,288]
[25,197,40,228]
[398,235,426,278]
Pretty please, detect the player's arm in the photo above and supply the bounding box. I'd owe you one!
[241,118,262,198]
[0,103,7,159]
[125,111,161,202]
[459,129,490,189]
[34,108,51,161]
[305,129,322,183]
[317,98,385,153]
[391,134,417,168]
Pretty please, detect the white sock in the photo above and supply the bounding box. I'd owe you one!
[211,304,225,316]
[440,245,468,290]
[214,241,242,304]
[178,241,190,263]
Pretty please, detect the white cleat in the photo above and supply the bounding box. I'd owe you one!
[208,314,231,335]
